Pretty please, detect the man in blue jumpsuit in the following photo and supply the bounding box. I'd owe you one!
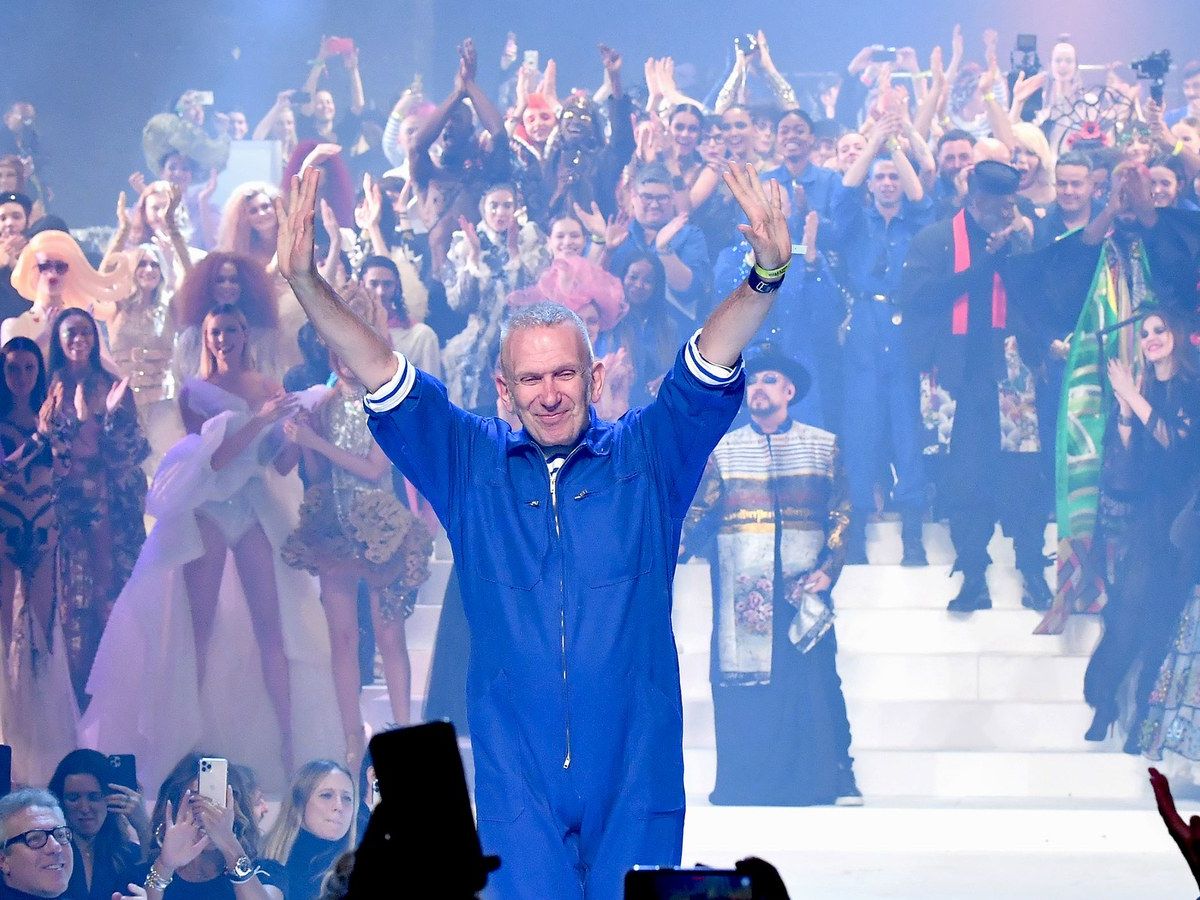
[275,164,794,899]
[825,117,933,565]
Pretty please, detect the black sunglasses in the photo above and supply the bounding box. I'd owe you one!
[37,260,69,275]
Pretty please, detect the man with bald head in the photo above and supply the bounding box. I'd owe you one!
[278,162,793,899]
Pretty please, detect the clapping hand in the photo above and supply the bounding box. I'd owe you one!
[573,201,608,241]
[654,212,689,253]
[106,377,131,415]
[254,391,301,426]
[1107,357,1141,408]
[723,163,791,271]
[1150,767,1200,889]
[458,216,483,266]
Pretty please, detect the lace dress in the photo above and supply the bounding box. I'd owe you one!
[282,388,431,619]
[79,379,343,793]
[0,417,76,786]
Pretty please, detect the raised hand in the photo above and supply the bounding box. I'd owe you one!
[1150,767,1200,889]
[128,172,147,195]
[73,383,90,422]
[722,163,791,271]
[458,216,483,265]
[755,30,776,71]
[319,197,341,250]
[356,174,382,229]
[114,191,129,230]
[573,201,608,240]
[1107,358,1141,406]
[802,210,819,264]
[197,169,218,203]
[105,377,131,415]
[156,795,210,871]
[603,212,630,250]
[457,38,478,88]
[599,43,621,75]
[275,167,322,282]
[539,58,559,107]
[654,212,689,252]
[165,184,183,224]
[254,391,301,426]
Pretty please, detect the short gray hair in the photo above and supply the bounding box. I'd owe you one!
[499,301,594,377]
[0,789,62,843]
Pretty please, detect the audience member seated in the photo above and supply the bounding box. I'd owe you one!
[0,788,74,900]
[47,750,145,900]
[264,761,356,900]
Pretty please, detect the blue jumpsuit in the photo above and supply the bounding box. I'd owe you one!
[826,188,933,518]
[364,334,744,899]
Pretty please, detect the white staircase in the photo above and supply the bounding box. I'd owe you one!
[364,519,1155,804]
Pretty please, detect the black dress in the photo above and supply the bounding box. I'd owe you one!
[284,828,346,900]
[126,859,287,899]
[66,840,139,900]
[1084,371,1200,726]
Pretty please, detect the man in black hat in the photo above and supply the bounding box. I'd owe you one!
[682,344,861,806]
[0,192,33,323]
[900,161,1053,613]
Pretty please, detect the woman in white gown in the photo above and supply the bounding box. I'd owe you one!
[81,303,342,793]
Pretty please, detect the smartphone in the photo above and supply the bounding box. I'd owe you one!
[198,757,228,806]
[522,49,539,70]
[291,90,312,106]
[194,90,215,107]
[324,36,355,57]
[870,46,898,63]
[624,867,754,900]
[1016,33,1038,54]
[0,745,10,798]
[108,754,137,792]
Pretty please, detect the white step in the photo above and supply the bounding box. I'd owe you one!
[683,747,1151,801]
[837,652,1090,702]
[834,607,1098,656]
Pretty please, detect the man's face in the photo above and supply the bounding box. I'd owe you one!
[0,806,72,897]
[776,113,813,163]
[1184,73,1200,111]
[869,159,902,208]
[497,324,603,447]
[969,192,1016,233]
[938,139,974,182]
[481,189,516,233]
[363,265,399,311]
[1173,121,1200,153]
[441,103,475,149]
[558,105,593,145]
[313,90,336,125]
[0,202,27,238]
[810,137,835,167]
[1055,164,1092,214]
[746,370,794,420]
[0,164,19,193]
[229,111,248,140]
[632,181,674,228]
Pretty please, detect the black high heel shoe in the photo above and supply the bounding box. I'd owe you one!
[1084,704,1117,742]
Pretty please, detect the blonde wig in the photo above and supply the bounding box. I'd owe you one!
[216,181,282,260]
[11,230,131,316]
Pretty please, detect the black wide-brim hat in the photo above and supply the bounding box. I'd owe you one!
[745,344,811,406]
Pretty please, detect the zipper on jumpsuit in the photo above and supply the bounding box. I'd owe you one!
[546,444,584,769]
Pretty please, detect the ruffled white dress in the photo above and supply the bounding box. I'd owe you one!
[79,379,342,793]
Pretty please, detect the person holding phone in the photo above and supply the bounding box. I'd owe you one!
[125,755,284,900]
[277,160,791,898]
[47,750,145,900]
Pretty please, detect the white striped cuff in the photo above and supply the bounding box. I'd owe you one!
[684,329,744,386]
[363,352,416,414]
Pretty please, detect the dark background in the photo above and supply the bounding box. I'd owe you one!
[8,0,1200,225]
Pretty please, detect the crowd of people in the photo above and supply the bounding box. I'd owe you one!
[0,21,1200,898]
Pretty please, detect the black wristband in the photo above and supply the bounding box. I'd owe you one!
[747,268,784,294]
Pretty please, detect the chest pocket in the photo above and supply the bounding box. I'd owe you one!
[467,474,548,591]
[565,469,653,588]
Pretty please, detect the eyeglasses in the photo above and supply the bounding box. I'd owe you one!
[3,826,72,850]
[748,373,784,385]
[701,134,726,143]
[636,193,673,206]
[37,260,69,275]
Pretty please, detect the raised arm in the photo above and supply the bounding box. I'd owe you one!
[458,38,505,139]
[696,163,792,367]
[276,167,398,391]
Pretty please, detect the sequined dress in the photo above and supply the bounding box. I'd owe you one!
[283,388,431,619]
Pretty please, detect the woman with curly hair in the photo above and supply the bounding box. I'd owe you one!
[39,307,149,708]
[282,284,431,766]
[216,182,283,273]
[171,251,280,380]
[128,754,285,898]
